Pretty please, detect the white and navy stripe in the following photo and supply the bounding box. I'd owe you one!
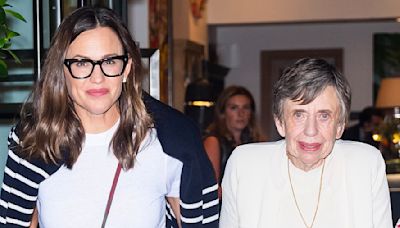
[0,127,59,227]
[1,94,220,227]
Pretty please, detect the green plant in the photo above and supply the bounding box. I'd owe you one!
[0,0,26,77]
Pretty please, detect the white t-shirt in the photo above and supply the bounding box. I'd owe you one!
[37,122,183,228]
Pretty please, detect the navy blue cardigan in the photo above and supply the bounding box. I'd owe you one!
[0,93,219,227]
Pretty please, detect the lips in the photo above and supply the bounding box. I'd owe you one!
[86,88,109,97]
[298,141,321,152]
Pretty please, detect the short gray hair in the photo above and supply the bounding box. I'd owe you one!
[272,58,351,125]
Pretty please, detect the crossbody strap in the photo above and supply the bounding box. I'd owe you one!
[101,163,122,228]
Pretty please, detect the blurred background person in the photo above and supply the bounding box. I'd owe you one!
[203,85,263,198]
[342,106,384,148]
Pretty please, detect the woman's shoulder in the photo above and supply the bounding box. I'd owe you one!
[223,141,285,180]
[203,129,218,139]
[143,93,190,122]
[236,140,285,151]
[334,140,383,163]
[143,92,201,137]
[203,131,229,144]
[203,135,219,145]
[335,140,381,155]
[230,140,285,163]
[7,121,61,175]
[8,122,23,150]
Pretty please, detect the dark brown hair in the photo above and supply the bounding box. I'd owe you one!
[19,7,152,169]
[206,85,262,143]
[272,58,351,125]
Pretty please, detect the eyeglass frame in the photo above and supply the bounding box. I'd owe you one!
[63,55,129,79]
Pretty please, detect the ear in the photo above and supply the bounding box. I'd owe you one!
[122,57,133,82]
[274,116,286,138]
[336,123,345,139]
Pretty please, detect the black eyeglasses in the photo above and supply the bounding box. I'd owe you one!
[64,55,129,79]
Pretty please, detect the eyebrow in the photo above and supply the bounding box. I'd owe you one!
[67,53,122,60]
[292,109,306,113]
[291,109,333,114]
[317,109,333,114]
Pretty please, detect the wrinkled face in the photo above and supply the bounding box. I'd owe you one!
[224,95,252,134]
[64,27,131,121]
[274,86,345,171]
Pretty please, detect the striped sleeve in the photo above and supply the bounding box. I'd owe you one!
[166,183,219,228]
[0,127,59,227]
[170,146,220,228]
[142,93,220,227]
[180,183,219,225]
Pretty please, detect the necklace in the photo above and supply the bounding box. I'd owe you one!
[287,158,325,228]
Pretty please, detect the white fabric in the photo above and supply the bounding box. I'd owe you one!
[37,122,182,228]
[220,140,392,228]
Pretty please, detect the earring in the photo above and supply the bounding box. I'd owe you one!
[123,77,127,83]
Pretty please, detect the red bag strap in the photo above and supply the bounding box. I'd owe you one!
[101,163,122,228]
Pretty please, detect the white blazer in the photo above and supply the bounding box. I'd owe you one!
[220,140,392,228]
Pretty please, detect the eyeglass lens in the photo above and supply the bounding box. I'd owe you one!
[66,56,127,78]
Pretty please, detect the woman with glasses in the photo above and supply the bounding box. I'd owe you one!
[0,7,218,228]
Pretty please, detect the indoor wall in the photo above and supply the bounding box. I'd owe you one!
[211,21,400,137]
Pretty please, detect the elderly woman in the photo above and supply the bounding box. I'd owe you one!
[220,58,392,227]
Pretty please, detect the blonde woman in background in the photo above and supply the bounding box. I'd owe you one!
[203,86,263,198]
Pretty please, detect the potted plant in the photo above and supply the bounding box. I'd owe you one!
[0,0,26,77]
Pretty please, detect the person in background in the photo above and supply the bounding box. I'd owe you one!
[0,7,218,228]
[341,106,384,148]
[220,58,392,227]
[203,85,263,198]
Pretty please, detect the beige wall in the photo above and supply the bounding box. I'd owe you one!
[173,0,208,48]
[128,0,209,109]
[127,0,149,48]
[213,21,400,122]
[208,0,400,24]
[172,0,209,110]
[128,0,208,47]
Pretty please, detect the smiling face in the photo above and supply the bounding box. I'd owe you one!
[64,26,131,128]
[224,95,252,135]
[274,86,345,171]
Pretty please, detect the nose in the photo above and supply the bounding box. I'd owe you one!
[238,107,249,117]
[89,64,105,83]
[304,116,318,137]
[238,109,244,117]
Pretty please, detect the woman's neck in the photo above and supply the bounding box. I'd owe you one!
[78,106,120,133]
[288,154,325,172]
[231,131,242,146]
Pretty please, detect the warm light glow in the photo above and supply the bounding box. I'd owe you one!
[376,77,400,108]
[372,133,382,142]
[393,133,400,144]
[187,101,215,107]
